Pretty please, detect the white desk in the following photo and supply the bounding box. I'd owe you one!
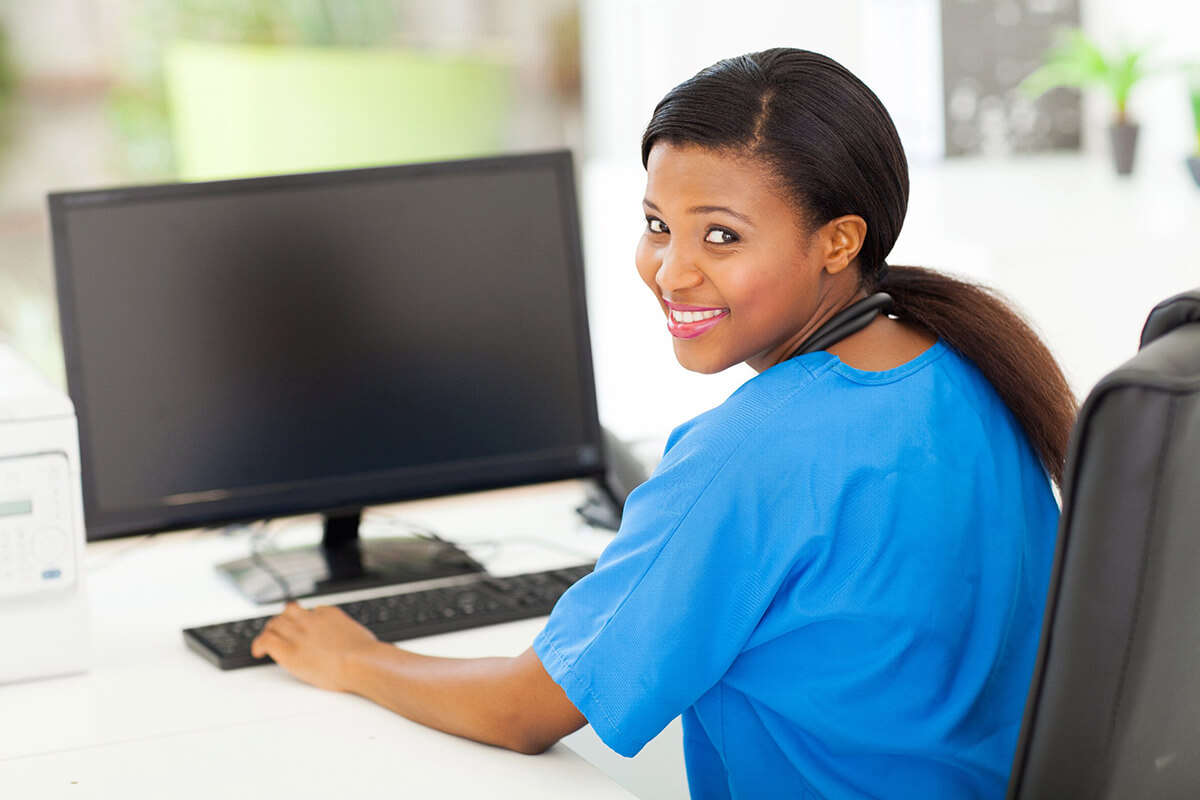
[0,481,687,799]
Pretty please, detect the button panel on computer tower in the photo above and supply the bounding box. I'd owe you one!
[0,452,77,598]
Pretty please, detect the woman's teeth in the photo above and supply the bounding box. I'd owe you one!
[671,309,725,323]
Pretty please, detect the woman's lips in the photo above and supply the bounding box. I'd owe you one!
[665,302,729,339]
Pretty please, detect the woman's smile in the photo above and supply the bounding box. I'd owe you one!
[665,301,730,339]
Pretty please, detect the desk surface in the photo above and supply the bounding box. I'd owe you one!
[0,481,667,799]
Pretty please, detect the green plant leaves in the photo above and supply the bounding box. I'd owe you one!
[1020,28,1150,121]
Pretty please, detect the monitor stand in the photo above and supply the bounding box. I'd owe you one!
[215,509,485,604]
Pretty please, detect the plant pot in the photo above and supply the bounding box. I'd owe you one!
[1108,120,1139,176]
[1187,155,1200,188]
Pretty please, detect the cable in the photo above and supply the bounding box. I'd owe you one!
[246,520,296,604]
[358,510,444,542]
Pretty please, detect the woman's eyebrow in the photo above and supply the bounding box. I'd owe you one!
[642,198,753,224]
[689,205,752,224]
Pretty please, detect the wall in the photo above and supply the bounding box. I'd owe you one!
[580,0,944,165]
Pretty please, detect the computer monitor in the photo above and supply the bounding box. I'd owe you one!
[49,150,605,602]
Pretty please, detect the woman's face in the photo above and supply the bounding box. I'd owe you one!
[635,143,839,374]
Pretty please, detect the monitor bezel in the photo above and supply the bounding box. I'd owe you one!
[50,150,606,542]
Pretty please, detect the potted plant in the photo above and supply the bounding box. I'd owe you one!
[1021,28,1150,176]
[1186,64,1200,187]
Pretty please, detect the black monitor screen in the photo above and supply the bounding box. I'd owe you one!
[51,151,603,542]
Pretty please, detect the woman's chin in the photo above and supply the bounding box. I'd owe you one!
[672,343,736,375]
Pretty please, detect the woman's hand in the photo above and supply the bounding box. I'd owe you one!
[251,604,586,754]
[251,603,381,692]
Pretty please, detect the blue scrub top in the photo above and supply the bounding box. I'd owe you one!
[534,343,1059,799]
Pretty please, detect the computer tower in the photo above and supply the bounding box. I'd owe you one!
[0,344,89,683]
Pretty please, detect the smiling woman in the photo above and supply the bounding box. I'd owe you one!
[539,48,1079,798]
[253,48,1078,800]
[636,143,902,374]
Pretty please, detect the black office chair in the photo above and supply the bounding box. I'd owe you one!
[1008,288,1200,799]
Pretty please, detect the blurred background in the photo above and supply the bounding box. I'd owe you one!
[0,0,1197,441]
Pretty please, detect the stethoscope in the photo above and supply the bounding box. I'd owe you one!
[788,292,894,359]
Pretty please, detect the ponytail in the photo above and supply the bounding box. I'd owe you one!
[877,266,1076,487]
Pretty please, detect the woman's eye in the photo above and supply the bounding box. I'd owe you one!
[705,228,738,244]
[646,217,668,234]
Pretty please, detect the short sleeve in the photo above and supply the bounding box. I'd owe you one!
[533,395,821,756]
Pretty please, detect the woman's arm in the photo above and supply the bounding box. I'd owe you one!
[250,602,587,754]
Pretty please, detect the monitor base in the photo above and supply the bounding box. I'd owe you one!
[217,534,485,604]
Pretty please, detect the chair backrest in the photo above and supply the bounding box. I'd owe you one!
[1008,288,1200,799]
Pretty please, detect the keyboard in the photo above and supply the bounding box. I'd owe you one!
[183,563,594,670]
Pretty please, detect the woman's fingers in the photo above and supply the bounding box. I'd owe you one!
[250,602,379,691]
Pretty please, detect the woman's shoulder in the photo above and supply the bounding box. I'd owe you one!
[669,340,957,447]
[658,340,1015,488]
[663,355,835,454]
[657,354,867,483]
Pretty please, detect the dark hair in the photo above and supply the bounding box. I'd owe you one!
[642,48,1076,487]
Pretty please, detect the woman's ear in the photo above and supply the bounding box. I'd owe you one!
[820,215,867,275]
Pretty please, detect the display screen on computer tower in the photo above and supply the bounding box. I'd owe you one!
[50,151,604,541]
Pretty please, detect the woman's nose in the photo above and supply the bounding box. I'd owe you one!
[655,243,704,292]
